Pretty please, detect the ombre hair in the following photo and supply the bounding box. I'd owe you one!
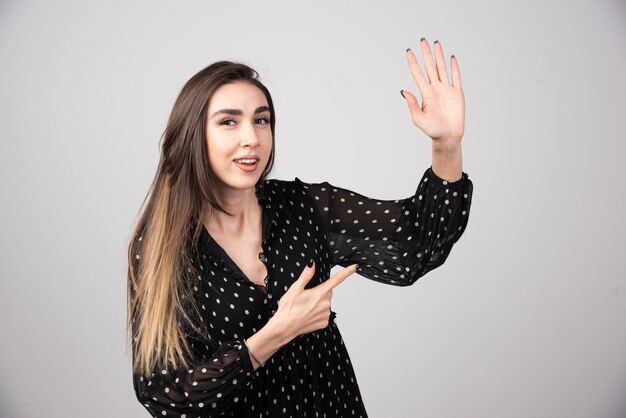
[127,61,276,377]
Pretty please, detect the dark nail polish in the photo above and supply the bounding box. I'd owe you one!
[400,89,405,99]
[434,40,439,44]
[406,48,411,52]
[451,54,456,59]
[420,37,426,42]
[307,260,314,268]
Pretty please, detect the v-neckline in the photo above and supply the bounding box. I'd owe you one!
[199,203,273,292]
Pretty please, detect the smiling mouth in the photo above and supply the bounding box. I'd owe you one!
[233,158,258,165]
[233,158,260,172]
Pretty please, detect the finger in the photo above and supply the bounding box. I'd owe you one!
[433,40,449,85]
[406,48,429,95]
[291,261,316,292]
[400,90,425,126]
[317,264,357,293]
[420,38,438,84]
[451,55,462,89]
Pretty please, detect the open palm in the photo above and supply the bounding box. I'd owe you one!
[402,39,465,143]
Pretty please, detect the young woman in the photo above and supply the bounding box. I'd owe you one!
[128,38,473,417]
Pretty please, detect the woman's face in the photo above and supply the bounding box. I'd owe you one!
[205,81,273,196]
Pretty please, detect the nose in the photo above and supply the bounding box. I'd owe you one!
[240,122,260,148]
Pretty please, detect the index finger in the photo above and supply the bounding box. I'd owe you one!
[316,264,358,293]
[406,48,428,94]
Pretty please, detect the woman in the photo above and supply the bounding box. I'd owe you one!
[128,38,473,417]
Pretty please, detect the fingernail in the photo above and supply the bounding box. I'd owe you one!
[451,54,456,59]
[406,48,411,53]
[307,260,314,268]
[420,37,426,42]
[434,40,439,44]
[400,89,405,99]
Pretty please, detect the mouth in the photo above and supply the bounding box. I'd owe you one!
[233,157,260,171]
[233,158,259,165]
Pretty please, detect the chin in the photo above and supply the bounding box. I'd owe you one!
[213,165,265,193]
[223,176,262,191]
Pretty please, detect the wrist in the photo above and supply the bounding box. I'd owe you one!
[431,140,463,182]
[244,317,292,370]
[432,137,462,153]
[265,313,295,347]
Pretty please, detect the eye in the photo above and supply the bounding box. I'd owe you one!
[219,118,236,126]
[256,117,270,125]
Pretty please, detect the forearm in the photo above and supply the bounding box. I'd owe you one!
[245,316,293,370]
[431,139,463,182]
[134,341,257,415]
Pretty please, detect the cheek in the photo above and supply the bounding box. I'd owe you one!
[262,132,274,151]
[206,133,233,163]
[206,144,227,177]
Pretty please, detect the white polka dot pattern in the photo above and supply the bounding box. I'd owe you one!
[132,166,473,417]
[300,166,473,285]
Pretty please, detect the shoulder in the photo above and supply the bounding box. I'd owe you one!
[261,177,325,209]
[261,177,313,197]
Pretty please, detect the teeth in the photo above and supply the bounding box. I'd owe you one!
[235,159,257,164]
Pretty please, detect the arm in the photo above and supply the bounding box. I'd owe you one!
[132,259,357,416]
[297,76,471,282]
[130,238,257,417]
[133,342,254,417]
[298,166,472,286]
[296,38,470,285]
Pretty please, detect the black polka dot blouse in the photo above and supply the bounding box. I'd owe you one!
[133,166,473,417]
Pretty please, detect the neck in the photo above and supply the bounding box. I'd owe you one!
[204,187,261,236]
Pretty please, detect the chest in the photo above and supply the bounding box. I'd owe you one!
[209,230,268,288]
[194,187,333,345]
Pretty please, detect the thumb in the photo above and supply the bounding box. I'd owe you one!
[291,260,316,292]
[400,90,425,126]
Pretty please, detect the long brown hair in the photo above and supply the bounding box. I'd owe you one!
[127,61,276,377]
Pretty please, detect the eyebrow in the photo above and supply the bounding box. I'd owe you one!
[209,106,271,119]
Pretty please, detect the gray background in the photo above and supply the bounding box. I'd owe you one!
[1,0,625,417]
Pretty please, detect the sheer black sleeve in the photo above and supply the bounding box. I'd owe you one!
[132,342,255,417]
[130,236,255,417]
[297,166,473,286]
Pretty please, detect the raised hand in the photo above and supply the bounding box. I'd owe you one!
[401,38,465,144]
